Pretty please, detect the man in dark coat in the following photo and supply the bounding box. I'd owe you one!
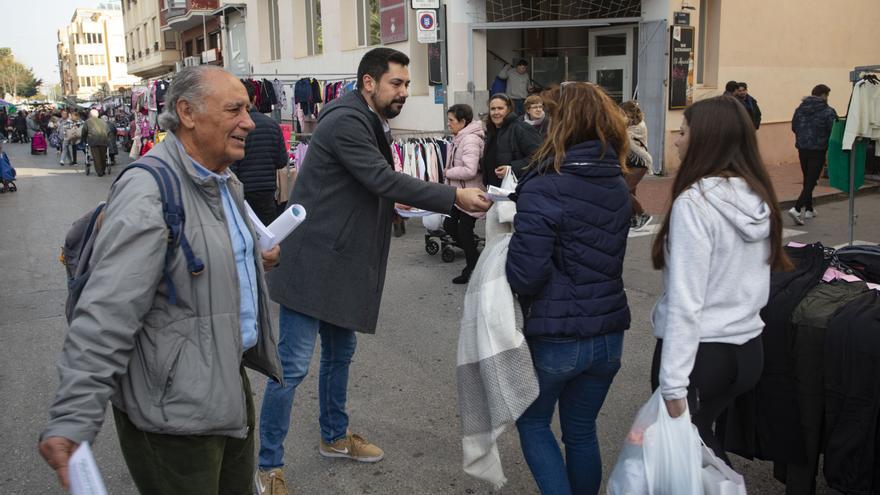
[736,82,762,129]
[231,82,288,226]
[255,48,490,494]
[788,84,838,225]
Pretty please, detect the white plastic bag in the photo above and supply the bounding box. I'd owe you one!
[701,443,747,495]
[607,389,703,495]
[495,169,518,224]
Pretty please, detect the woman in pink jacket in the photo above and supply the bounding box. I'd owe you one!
[445,104,486,284]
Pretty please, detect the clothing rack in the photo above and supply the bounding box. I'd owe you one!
[844,65,880,245]
[392,130,449,139]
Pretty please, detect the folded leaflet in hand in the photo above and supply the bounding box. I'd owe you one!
[69,441,108,495]
[245,202,307,251]
[487,185,514,202]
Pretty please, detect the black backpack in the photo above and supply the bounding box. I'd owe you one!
[60,155,205,323]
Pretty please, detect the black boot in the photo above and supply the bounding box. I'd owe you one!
[452,268,472,285]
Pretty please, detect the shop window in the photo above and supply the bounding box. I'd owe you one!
[164,31,177,50]
[268,0,281,60]
[306,0,323,55]
[357,0,380,47]
[196,36,205,54]
[98,33,103,44]
[594,34,627,57]
[185,39,193,57]
[697,0,720,86]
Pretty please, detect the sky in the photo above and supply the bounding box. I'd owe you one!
[0,0,107,87]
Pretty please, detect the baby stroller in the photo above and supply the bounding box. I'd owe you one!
[423,213,485,263]
[31,131,48,154]
[0,151,17,192]
[76,141,95,175]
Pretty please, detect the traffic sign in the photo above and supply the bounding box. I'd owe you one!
[416,9,437,44]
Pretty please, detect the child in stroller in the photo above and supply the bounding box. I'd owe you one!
[422,213,485,263]
[0,142,18,192]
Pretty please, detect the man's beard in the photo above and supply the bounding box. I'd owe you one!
[372,89,406,119]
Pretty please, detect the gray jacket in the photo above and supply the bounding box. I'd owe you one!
[498,65,530,99]
[268,91,456,333]
[42,132,283,444]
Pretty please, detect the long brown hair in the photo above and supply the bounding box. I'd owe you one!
[530,82,629,173]
[651,96,793,272]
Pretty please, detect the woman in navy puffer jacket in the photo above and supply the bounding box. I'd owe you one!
[506,82,631,495]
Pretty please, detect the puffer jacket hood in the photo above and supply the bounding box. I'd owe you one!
[792,96,837,150]
[699,177,770,242]
[454,119,485,143]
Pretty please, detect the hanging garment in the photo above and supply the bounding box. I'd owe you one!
[823,290,880,495]
[294,78,315,116]
[828,118,867,192]
[273,79,287,110]
[842,78,880,154]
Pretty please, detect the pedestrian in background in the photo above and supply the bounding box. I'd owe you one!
[480,93,542,188]
[39,65,283,495]
[444,103,485,284]
[521,94,548,136]
[789,84,837,225]
[650,95,791,462]
[61,111,81,166]
[497,59,532,115]
[736,82,763,129]
[620,100,653,230]
[81,109,110,176]
[506,81,632,495]
[230,81,288,226]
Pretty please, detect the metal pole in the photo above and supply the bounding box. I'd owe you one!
[439,5,448,133]
[848,138,857,246]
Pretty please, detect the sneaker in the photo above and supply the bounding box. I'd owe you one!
[629,216,638,229]
[254,468,289,495]
[804,209,817,219]
[787,207,804,226]
[633,213,653,231]
[319,432,385,463]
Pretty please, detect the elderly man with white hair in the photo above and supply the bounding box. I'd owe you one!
[80,108,111,176]
[38,65,283,494]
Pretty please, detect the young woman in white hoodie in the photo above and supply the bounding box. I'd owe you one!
[650,95,792,461]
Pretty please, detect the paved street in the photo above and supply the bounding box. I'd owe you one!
[1,140,877,494]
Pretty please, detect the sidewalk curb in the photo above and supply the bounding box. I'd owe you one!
[778,182,879,210]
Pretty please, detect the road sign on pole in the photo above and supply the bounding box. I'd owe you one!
[417,10,438,44]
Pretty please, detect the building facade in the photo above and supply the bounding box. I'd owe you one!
[57,3,140,100]
[146,0,877,172]
[121,0,182,78]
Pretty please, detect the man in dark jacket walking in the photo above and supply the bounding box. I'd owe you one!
[788,84,838,225]
[255,48,490,495]
[231,82,288,225]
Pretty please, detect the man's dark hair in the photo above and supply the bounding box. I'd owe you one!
[811,84,831,97]
[737,82,749,90]
[725,80,739,93]
[242,80,256,103]
[516,59,528,67]
[447,104,474,126]
[357,48,410,90]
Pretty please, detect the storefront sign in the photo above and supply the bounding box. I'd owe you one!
[669,26,695,109]
[417,10,438,44]
[673,11,691,26]
[380,0,408,44]
[411,0,439,7]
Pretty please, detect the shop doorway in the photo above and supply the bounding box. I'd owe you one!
[589,27,634,102]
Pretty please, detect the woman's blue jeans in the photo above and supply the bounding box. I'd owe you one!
[516,332,624,495]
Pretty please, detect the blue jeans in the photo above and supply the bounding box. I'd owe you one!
[516,332,624,495]
[258,306,357,470]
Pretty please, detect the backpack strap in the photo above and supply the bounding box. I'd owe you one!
[114,155,205,305]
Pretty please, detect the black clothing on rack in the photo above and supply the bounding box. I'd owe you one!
[824,290,880,495]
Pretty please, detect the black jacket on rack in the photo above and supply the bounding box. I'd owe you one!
[722,243,827,463]
[824,289,880,495]
[230,110,287,194]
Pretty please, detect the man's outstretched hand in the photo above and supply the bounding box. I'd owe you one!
[455,188,492,213]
